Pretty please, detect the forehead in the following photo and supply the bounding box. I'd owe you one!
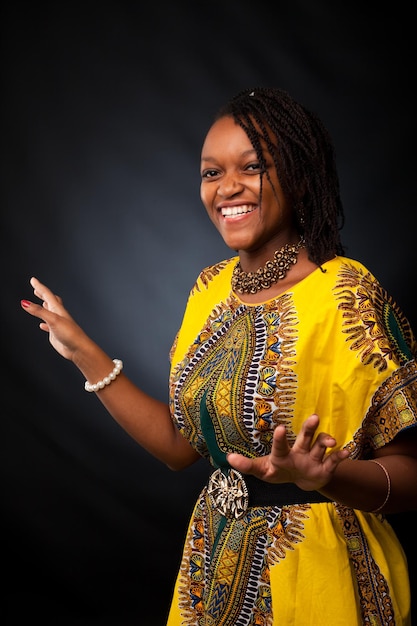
[201,116,254,158]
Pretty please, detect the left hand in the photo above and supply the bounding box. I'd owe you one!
[227,414,350,492]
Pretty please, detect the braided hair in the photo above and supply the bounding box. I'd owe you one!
[214,87,345,265]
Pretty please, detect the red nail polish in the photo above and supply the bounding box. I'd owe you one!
[21,299,31,308]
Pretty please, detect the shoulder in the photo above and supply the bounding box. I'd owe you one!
[318,255,382,295]
[190,257,237,296]
[170,257,238,369]
[324,255,376,278]
[178,256,237,337]
[328,256,417,364]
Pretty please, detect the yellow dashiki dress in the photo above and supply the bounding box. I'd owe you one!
[167,255,417,626]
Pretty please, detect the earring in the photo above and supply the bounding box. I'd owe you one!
[298,201,305,225]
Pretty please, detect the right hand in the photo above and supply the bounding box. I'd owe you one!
[21,277,89,362]
[227,413,350,492]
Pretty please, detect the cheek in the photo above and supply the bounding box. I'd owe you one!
[200,183,213,211]
[262,183,283,213]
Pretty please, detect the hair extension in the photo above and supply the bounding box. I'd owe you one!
[215,88,345,265]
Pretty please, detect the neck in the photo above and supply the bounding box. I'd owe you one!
[237,235,303,273]
[232,237,305,295]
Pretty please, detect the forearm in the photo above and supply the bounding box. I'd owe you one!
[21,282,199,471]
[73,340,199,470]
[320,455,417,514]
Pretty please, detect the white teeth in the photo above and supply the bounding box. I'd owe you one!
[221,205,255,217]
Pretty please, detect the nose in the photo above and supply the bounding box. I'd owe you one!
[217,172,244,198]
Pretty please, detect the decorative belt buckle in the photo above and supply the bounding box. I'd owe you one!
[207,468,249,519]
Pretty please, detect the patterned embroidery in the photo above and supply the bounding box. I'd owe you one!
[267,505,310,562]
[334,262,417,457]
[171,294,304,623]
[178,495,312,626]
[168,259,415,624]
[191,260,234,295]
[336,505,395,624]
[334,262,416,368]
[348,360,417,457]
[171,294,299,460]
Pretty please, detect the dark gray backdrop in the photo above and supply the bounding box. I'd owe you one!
[2,2,416,624]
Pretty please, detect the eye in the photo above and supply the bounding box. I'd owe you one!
[201,168,220,179]
[245,162,263,173]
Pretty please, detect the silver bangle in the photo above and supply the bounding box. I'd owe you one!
[369,459,391,513]
[84,359,123,392]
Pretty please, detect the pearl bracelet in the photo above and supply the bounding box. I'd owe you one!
[369,459,391,513]
[84,359,123,392]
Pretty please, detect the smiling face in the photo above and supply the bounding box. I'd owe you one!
[200,115,298,264]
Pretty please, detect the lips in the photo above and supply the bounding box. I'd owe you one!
[220,204,257,217]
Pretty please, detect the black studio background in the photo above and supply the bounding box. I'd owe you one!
[2,2,416,624]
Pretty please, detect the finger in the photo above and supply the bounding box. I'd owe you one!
[309,431,338,462]
[30,277,61,308]
[227,452,254,474]
[322,447,351,473]
[270,424,291,457]
[29,277,70,320]
[21,299,53,333]
[292,414,320,452]
[227,453,271,481]
[21,298,53,324]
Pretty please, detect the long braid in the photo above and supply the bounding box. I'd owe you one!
[215,88,345,265]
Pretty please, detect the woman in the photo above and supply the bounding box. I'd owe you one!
[21,87,417,625]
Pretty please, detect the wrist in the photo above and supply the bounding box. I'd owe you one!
[84,359,123,392]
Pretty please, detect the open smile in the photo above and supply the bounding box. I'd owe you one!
[221,204,258,218]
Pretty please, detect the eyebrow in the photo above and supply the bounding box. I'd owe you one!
[201,148,257,163]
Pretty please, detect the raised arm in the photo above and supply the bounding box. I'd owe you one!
[21,277,200,471]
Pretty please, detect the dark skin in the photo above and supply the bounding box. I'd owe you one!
[21,115,417,514]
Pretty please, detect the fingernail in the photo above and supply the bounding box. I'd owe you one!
[21,300,31,308]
